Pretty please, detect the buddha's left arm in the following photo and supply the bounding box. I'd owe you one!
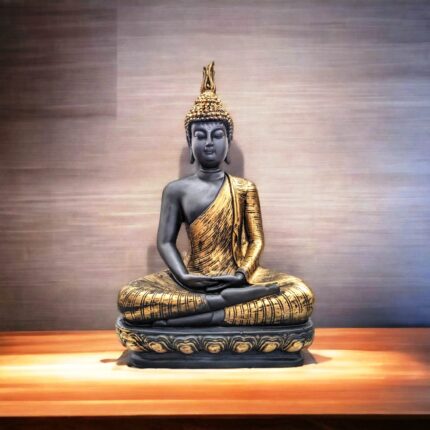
[236,181,264,282]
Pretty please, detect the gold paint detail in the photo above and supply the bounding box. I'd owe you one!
[115,321,314,355]
[173,337,199,355]
[177,343,195,355]
[184,61,234,142]
[203,337,226,354]
[117,270,209,323]
[200,61,216,93]
[232,341,252,353]
[207,343,222,354]
[115,327,148,352]
[285,340,304,353]
[259,339,281,353]
[148,341,169,354]
[117,174,314,326]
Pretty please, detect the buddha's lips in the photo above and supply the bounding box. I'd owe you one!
[204,150,215,155]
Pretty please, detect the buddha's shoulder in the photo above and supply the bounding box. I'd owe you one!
[227,174,257,191]
[162,175,196,197]
[163,174,257,197]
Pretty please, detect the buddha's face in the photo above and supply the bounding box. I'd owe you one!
[189,121,229,168]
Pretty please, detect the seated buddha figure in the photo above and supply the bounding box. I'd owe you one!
[117,62,314,338]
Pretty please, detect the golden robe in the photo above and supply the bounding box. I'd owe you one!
[117,173,314,325]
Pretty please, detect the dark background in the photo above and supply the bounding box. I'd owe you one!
[1,0,429,330]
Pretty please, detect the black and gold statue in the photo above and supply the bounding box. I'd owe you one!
[116,62,315,367]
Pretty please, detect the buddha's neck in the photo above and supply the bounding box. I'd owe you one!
[197,167,225,181]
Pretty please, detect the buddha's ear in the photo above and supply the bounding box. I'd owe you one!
[224,138,231,165]
[186,129,195,164]
[188,145,195,164]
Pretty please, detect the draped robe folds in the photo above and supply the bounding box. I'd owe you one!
[117,173,315,326]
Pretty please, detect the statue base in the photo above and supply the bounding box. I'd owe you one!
[116,317,314,369]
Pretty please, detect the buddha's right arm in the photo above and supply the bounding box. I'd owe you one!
[156,182,189,282]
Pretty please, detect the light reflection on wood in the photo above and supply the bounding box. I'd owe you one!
[0,329,429,416]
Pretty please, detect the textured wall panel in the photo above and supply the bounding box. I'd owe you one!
[0,0,429,329]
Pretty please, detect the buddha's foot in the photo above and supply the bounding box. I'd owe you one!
[206,284,280,311]
[149,285,280,327]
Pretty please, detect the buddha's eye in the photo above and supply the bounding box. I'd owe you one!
[213,130,224,139]
[194,131,205,140]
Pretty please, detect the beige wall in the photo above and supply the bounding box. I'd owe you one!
[1,0,429,329]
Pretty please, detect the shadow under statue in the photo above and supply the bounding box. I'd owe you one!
[116,62,315,368]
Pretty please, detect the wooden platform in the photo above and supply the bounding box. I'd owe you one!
[0,328,429,420]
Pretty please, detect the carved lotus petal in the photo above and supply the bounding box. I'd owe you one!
[285,340,304,352]
[232,341,252,353]
[148,340,169,353]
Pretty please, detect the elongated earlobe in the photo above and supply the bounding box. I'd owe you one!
[224,140,231,164]
[189,148,195,164]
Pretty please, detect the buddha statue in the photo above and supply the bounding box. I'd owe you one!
[116,62,315,368]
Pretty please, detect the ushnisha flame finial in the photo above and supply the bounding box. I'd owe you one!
[200,61,216,93]
[185,61,233,142]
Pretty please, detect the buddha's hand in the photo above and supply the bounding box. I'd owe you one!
[179,274,223,291]
[205,272,247,293]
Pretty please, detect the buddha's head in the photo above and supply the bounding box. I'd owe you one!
[189,120,229,168]
[185,62,233,167]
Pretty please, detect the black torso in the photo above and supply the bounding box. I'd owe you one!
[179,172,226,225]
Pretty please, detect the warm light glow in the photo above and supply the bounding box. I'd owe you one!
[1,329,429,416]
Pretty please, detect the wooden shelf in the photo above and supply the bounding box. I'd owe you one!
[0,328,429,418]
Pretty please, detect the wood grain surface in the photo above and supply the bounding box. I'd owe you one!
[0,328,429,416]
[0,0,429,330]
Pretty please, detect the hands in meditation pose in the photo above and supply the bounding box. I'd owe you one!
[117,62,314,328]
